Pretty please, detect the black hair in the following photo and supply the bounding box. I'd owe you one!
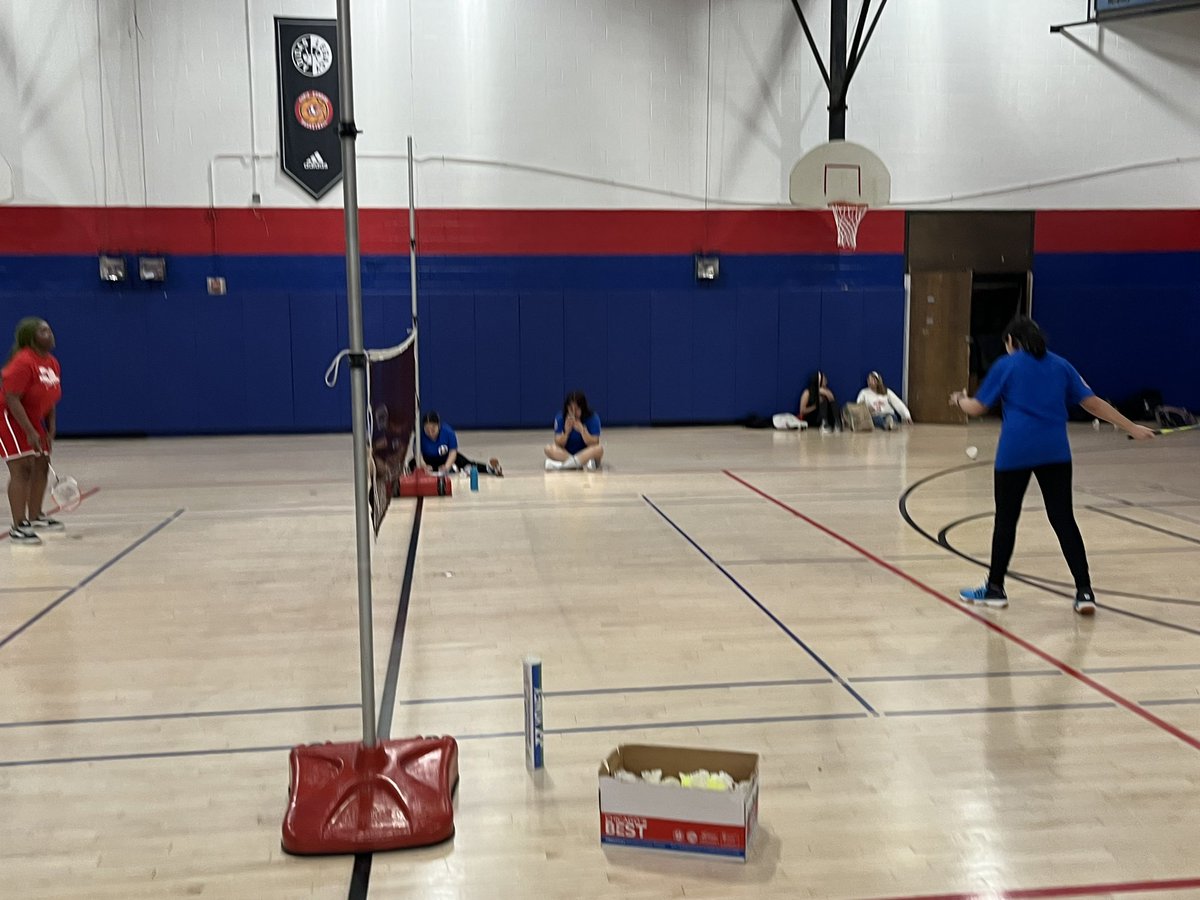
[421,411,440,427]
[806,370,827,398]
[562,390,593,421]
[1003,315,1047,360]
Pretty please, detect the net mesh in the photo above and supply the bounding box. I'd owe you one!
[367,338,417,534]
[830,202,868,250]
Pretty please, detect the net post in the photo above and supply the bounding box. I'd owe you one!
[335,0,378,749]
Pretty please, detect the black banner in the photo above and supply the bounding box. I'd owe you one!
[275,18,342,199]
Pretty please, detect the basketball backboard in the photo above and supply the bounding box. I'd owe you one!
[788,140,891,209]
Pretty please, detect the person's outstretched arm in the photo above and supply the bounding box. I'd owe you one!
[888,389,912,422]
[1080,395,1156,440]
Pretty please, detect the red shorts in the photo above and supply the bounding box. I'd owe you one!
[0,409,45,461]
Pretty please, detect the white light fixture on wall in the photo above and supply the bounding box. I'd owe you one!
[99,254,127,282]
[139,256,167,282]
[695,254,720,282]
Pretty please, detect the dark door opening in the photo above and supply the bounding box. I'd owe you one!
[969,272,1030,391]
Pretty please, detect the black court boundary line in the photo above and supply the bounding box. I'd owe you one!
[936,513,1200,611]
[0,509,185,651]
[898,468,1200,636]
[16,697,1200,769]
[348,497,423,900]
[1087,504,1200,546]
[642,494,878,716]
[726,470,1200,754]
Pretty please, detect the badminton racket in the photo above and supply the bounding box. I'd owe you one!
[47,463,81,512]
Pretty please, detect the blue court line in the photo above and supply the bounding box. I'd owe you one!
[887,701,1115,717]
[1140,697,1200,707]
[851,669,1062,683]
[6,699,1179,768]
[641,494,878,716]
[6,665,1199,732]
[0,702,361,730]
[0,509,185,651]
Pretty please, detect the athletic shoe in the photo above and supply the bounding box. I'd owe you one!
[884,417,896,431]
[27,516,65,532]
[487,458,503,477]
[820,424,832,434]
[8,526,42,546]
[585,459,598,471]
[545,459,562,471]
[1074,591,1097,615]
[959,583,1008,609]
[562,456,581,470]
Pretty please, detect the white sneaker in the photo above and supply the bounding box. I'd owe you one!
[585,459,598,471]
[545,459,562,471]
[562,456,581,470]
[820,424,832,434]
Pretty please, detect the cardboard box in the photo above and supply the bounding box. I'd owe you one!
[598,744,759,862]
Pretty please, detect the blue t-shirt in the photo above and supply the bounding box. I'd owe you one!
[554,411,601,455]
[420,423,458,465]
[975,350,1094,471]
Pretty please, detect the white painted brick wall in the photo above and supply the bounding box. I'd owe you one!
[2,0,1199,209]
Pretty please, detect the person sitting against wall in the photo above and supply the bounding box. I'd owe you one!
[545,390,604,470]
[416,411,503,476]
[856,371,913,430]
[799,371,840,433]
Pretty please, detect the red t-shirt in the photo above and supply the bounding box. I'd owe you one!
[1,348,62,425]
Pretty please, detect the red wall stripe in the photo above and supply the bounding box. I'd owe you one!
[1035,210,1200,253]
[6,206,1200,256]
[0,206,905,256]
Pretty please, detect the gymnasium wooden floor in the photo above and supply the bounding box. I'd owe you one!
[2,423,1199,900]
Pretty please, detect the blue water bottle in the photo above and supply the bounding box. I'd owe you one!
[469,464,479,491]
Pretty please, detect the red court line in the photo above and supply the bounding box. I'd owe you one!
[723,470,1200,753]
[870,874,1200,899]
[0,487,100,542]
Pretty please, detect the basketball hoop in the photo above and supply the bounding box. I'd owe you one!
[830,202,868,250]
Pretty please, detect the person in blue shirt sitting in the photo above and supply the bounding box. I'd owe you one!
[544,390,604,471]
[417,411,502,476]
[951,316,1154,615]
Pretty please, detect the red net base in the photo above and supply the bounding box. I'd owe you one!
[282,736,459,855]
[830,202,868,250]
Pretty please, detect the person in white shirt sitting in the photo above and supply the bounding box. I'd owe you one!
[856,371,912,430]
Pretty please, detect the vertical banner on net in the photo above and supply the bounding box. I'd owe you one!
[275,18,343,199]
[368,346,417,534]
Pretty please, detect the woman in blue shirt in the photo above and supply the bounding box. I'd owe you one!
[417,411,503,476]
[951,317,1154,615]
[545,390,604,471]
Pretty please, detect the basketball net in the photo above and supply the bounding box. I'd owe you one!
[830,202,868,250]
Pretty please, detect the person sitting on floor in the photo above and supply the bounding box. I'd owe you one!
[544,390,604,471]
[417,411,502,476]
[856,371,913,430]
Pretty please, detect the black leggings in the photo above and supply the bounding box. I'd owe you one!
[803,397,839,429]
[988,461,1091,593]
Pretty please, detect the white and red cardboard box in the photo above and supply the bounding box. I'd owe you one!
[598,744,759,862]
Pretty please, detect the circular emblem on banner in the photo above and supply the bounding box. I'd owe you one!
[295,91,333,131]
[291,33,333,77]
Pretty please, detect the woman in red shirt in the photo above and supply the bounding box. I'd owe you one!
[2,318,63,545]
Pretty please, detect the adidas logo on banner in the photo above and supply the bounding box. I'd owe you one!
[303,151,329,171]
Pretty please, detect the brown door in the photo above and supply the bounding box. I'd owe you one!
[908,271,972,424]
